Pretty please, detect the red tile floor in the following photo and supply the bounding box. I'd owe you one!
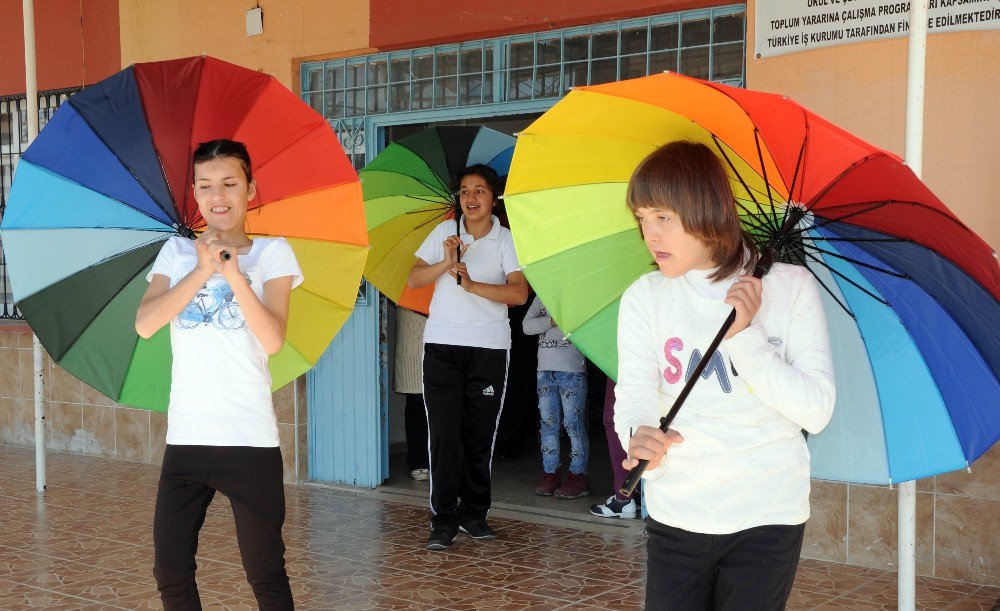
[0,446,996,610]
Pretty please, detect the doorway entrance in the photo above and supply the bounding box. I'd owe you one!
[378,114,622,525]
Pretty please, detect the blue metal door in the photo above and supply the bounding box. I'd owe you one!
[307,282,388,487]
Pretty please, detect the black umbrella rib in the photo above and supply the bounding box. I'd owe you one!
[805,236,905,243]
[785,132,808,212]
[733,201,780,236]
[752,128,781,230]
[711,136,780,233]
[800,261,857,319]
[798,153,887,215]
[800,243,910,279]
[802,250,890,305]
[785,201,890,236]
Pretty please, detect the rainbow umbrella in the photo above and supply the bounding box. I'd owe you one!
[0,56,368,411]
[361,126,514,314]
[505,72,1000,484]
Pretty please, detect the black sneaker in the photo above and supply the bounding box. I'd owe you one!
[426,528,457,551]
[458,522,497,540]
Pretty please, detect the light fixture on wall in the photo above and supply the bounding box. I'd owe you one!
[246,4,263,37]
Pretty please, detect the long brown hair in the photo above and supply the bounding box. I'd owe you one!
[626,141,759,281]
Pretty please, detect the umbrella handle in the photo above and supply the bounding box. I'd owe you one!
[618,248,776,498]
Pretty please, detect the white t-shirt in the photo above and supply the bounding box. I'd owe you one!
[148,236,304,447]
[614,263,835,534]
[415,215,521,350]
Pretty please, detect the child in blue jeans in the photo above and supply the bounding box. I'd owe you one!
[523,295,590,498]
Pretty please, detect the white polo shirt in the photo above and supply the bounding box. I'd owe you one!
[415,215,521,349]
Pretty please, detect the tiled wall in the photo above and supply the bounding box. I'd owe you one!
[0,329,308,483]
[2,328,997,585]
[800,441,998,586]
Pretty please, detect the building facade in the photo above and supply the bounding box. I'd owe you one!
[0,0,995,585]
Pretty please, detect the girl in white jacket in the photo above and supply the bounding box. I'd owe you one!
[616,141,835,610]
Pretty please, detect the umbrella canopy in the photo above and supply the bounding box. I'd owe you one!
[361,126,514,314]
[0,55,368,411]
[505,72,1000,484]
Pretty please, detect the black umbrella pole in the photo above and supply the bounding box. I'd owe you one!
[456,215,462,285]
[618,249,776,498]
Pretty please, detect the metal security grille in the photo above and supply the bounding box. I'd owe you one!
[0,89,79,319]
[302,6,746,170]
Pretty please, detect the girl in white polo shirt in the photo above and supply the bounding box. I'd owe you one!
[135,140,302,610]
[408,164,529,551]
[615,141,835,609]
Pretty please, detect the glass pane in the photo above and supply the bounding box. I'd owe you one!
[436,50,457,77]
[591,58,617,85]
[649,50,678,74]
[368,85,387,113]
[368,59,387,85]
[508,68,534,100]
[679,46,710,80]
[412,79,433,109]
[509,41,534,69]
[620,54,647,80]
[325,90,344,118]
[413,53,433,79]
[303,65,323,91]
[389,57,411,83]
[651,22,679,50]
[536,64,561,97]
[435,77,457,106]
[346,62,365,88]
[712,42,743,81]
[460,47,482,73]
[325,64,345,90]
[307,92,323,115]
[345,88,365,116]
[390,83,410,112]
[483,73,494,103]
[564,35,589,62]
[592,31,618,58]
[562,61,588,90]
[622,27,648,55]
[537,37,561,65]
[681,18,711,47]
[459,74,483,104]
[484,47,495,72]
[714,13,745,43]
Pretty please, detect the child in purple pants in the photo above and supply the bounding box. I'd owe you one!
[590,380,637,518]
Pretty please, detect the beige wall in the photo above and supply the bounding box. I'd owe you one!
[118,0,372,89]
[746,3,1000,252]
[0,329,308,483]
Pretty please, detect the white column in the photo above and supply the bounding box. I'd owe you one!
[22,0,46,494]
[899,0,929,608]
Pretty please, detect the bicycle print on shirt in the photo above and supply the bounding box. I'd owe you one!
[175,274,251,331]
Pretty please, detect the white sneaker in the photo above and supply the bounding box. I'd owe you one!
[589,495,637,519]
[410,468,430,481]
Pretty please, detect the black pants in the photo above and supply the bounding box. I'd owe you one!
[423,343,508,531]
[153,445,293,611]
[404,393,429,470]
[645,518,804,611]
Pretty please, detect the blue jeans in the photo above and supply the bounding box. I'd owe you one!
[537,371,588,475]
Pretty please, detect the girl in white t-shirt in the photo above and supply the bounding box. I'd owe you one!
[408,164,529,551]
[135,139,302,610]
[615,141,835,610]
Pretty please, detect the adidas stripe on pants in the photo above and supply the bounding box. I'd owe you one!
[423,343,508,530]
